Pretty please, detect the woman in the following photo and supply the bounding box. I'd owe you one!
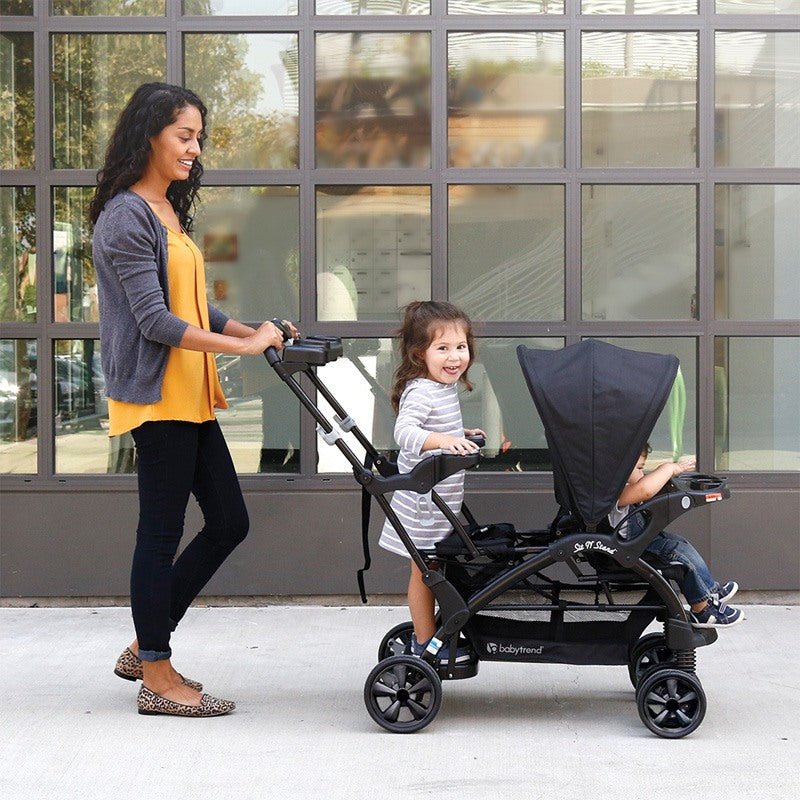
[90,82,294,717]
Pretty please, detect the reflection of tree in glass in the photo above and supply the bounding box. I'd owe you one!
[0,32,34,169]
[186,31,298,169]
[0,188,36,323]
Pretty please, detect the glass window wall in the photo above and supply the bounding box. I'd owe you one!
[52,0,165,13]
[448,184,564,321]
[0,186,36,323]
[53,338,109,474]
[715,337,800,471]
[448,1,564,12]
[0,338,36,473]
[315,32,431,168]
[582,31,698,168]
[715,31,800,168]
[184,33,299,170]
[582,1,697,11]
[448,32,565,169]
[316,1,429,13]
[52,188,96,323]
[194,186,300,324]
[316,186,431,321]
[0,32,34,170]
[716,1,800,12]
[715,184,800,321]
[184,0,297,13]
[582,184,697,321]
[51,34,166,169]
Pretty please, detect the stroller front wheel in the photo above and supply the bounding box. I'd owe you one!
[636,667,706,738]
[364,655,442,733]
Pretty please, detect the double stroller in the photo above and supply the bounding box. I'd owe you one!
[266,333,729,738]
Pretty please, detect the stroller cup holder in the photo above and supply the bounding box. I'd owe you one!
[671,472,726,493]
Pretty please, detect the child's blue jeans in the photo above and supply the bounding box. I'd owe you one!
[644,530,717,606]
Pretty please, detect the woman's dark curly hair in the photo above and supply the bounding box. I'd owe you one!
[89,82,207,231]
[391,301,476,412]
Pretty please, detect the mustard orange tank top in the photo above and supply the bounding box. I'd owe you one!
[108,219,227,437]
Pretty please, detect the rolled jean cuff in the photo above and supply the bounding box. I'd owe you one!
[138,647,172,662]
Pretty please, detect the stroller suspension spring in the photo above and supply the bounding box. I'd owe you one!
[674,649,697,672]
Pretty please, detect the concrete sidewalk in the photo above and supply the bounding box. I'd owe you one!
[0,604,797,800]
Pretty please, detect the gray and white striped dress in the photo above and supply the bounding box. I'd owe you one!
[378,378,466,557]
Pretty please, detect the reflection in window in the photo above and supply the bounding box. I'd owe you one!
[0,186,36,322]
[316,338,396,474]
[0,339,36,473]
[52,0,164,12]
[715,185,800,321]
[184,0,296,13]
[596,337,697,462]
[315,32,431,168]
[185,33,298,169]
[582,0,696,11]
[51,34,166,169]
[448,184,564,321]
[316,337,563,474]
[582,185,697,321]
[317,0,429,12]
[716,0,800,12]
[52,188,96,323]
[316,186,431,321]
[448,32,564,169]
[193,186,300,324]
[54,339,111,474]
[582,31,697,167]
[448,1,563,12]
[0,1,34,13]
[715,32,800,168]
[215,358,301,474]
[715,337,800,471]
[0,33,34,169]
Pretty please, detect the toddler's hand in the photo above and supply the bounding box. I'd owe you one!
[440,435,480,455]
[672,457,696,476]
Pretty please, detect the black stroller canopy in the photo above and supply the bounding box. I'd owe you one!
[517,339,679,527]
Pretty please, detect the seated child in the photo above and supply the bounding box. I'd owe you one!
[609,443,743,627]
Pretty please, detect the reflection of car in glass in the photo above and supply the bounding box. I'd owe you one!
[0,341,108,438]
[215,353,243,400]
[0,341,37,440]
[54,352,107,431]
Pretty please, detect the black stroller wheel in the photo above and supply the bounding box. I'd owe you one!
[364,655,442,733]
[628,633,675,688]
[377,621,415,661]
[636,668,706,738]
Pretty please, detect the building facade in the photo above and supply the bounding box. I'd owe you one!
[1,0,798,599]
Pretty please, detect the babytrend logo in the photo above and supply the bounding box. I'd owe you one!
[486,642,498,654]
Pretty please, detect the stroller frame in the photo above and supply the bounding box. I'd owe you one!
[265,335,728,738]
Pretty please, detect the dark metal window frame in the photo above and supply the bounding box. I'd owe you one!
[1,0,798,492]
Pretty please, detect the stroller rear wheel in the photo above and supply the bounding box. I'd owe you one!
[377,621,415,661]
[364,655,442,733]
[628,633,675,688]
[636,667,706,738]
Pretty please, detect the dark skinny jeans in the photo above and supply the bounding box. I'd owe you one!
[130,419,249,661]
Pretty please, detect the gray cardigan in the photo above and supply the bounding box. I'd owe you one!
[93,190,230,405]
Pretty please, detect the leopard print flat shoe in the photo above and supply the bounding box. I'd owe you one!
[137,685,235,717]
[114,648,203,692]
